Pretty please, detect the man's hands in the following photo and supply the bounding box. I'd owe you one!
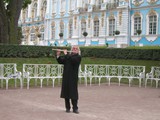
[56,49,61,56]
[63,49,67,55]
[56,49,67,56]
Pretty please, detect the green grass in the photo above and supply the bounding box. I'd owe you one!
[0,57,160,89]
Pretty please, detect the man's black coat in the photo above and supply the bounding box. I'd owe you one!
[57,54,81,100]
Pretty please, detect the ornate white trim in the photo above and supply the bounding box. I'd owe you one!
[132,0,144,6]
[131,36,142,42]
[147,0,158,4]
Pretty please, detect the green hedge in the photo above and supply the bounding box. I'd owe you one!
[0,45,160,60]
[81,47,160,60]
[0,45,69,58]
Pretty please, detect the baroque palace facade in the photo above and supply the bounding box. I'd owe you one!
[19,0,160,47]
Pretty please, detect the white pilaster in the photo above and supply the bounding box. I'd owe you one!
[37,0,41,16]
[77,0,82,8]
[28,4,32,18]
[91,0,95,5]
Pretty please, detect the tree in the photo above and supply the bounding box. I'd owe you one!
[83,31,88,41]
[114,30,120,35]
[59,33,63,38]
[0,0,31,44]
[136,29,142,35]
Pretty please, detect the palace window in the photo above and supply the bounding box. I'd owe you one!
[52,0,56,13]
[41,1,47,20]
[149,14,157,35]
[40,27,44,41]
[81,19,86,37]
[60,21,64,34]
[94,18,99,37]
[61,0,65,12]
[33,3,37,18]
[109,18,115,36]
[69,20,73,38]
[51,22,55,39]
[134,14,141,35]
[30,29,36,41]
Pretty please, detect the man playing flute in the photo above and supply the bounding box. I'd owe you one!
[56,46,81,114]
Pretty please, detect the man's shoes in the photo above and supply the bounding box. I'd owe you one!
[66,109,70,113]
[73,109,79,114]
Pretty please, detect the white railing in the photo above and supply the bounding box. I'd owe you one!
[0,63,22,89]
[84,64,145,87]
[23,64,87,89]
[23,64,63,89]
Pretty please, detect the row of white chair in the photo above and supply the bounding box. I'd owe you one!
[0,63,160,89]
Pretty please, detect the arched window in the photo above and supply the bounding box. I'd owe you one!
[134,14,141,35]
[70,0,75,11]
[148,12,157,35]
[60,21,64,34]
[69,19,73,38]
[109,16,115,36]
[94,17,99,37]
[40,27,44,41]
[61,0,65,12]
[22,29,26,42]
[51,22,55,39]
[41,1,47,20]
[52,0,56,13]
[33,3,37,18]
[81,19,86,37]
[30,28,36,41]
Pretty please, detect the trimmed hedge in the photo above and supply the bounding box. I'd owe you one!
[0,45,160,60]
[0,45,69,58]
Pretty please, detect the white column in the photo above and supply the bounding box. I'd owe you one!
[57,0,60,14]
[77,0,82,8]
[91,0,95,5]
[55,21,60,39]
[46,0,50,14]
[37,0,41,16]
[28,4,32,18]
[59,0,62,12]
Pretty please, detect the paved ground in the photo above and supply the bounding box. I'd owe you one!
[0,84,160,120]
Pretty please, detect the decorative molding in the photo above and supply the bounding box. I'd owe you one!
[132,0,144,6]
[147,0,158,4]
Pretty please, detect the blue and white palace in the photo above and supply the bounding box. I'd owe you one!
[19,0,160,47]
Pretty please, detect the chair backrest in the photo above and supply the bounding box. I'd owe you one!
[0,63,17,77]
[84,64,145,77]
[23,64,63,77]
[151,66,160,78]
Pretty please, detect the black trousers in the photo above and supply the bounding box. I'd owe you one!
[65,98,78,110]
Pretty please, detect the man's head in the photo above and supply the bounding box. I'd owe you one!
[71,46,81,55]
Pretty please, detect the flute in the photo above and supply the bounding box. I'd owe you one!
[52,49,73,53]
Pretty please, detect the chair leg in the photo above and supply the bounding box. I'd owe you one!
[145,79,148,88]
[40,79,43,88]
[156,80,158,88]
[108,78,111,86]
[27,78,30,89]
[90,78,92,86]
[85,77,87,86]
[129,79,132,87]
[139,79,141,87]
[118,78,121,86]
[98,77,101,86]
[14,79,17,88]
[6,79,8,90]
[47,79,49,86]
[20,78,23,89]
[52,79,55,88]
[1,79,3,88]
